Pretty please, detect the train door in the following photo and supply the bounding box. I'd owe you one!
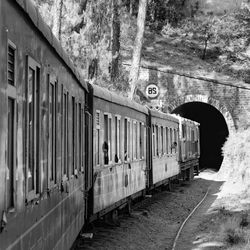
[84,111,93,219]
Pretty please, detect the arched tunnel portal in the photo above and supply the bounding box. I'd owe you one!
[172,102,229,171]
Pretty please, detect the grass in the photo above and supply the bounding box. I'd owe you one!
[219,210,250,248]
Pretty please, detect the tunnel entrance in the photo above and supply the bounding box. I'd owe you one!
[172,102,229,170]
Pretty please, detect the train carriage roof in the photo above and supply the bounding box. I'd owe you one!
[92,84,148,114]
[150,109,179,123]
[171,114,200,126]
[14,0,88,92]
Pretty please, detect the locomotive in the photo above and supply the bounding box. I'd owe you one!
[0,0,200,249]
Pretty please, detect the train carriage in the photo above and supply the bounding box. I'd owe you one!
[91,85,148,219]
[0,0,202,249]
[174,115,200,178]
[149,110,180,188]
[0,0,91,249]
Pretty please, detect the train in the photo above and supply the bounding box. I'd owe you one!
[0,0,200,249]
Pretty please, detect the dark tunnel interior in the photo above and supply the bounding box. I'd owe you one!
[172,102,229,171]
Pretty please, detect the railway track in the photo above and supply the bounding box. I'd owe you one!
[171,186,210,250]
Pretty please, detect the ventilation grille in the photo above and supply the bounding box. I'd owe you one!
[8,46,15,86]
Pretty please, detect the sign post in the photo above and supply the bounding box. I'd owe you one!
[145,84,159,99]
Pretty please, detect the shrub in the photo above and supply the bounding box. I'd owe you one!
[221,217,248,245]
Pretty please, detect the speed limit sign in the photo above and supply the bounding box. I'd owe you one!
[145,84,159,99]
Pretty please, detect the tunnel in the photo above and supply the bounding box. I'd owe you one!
[172,102,229,171]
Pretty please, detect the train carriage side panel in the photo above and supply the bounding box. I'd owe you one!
[92,85,148,215]
[174,115,200,175]
[0,1,89,249]
[0,0,8,227]
[150,111,180,186]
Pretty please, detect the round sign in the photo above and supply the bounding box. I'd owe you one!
[145,84,159,99]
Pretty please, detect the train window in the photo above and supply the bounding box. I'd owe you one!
[63,92,69,179]
[191,129,195,154]
[132,121,134,159]
[75,102,78,173]
[128,120,131,160]
[182,124,186,139]
[61,86,63,179]
[72,97,76,174]
[136,121,139,159]
[152,125,155,157]
[156,125,159,156]
[133,121,138,159]
[174,129,177,153]
[115,117,118,162]
[170,128,173,154]
[124,118,128,161]
[81,108,85,172]
[75,102,79,174]
[26,57,40,200]
[139,122,144,159]
[114,116,121,163]
[7,98,15,209]
[161,126,164,156]
[78,103,82,171]
[131,121,134,159]
[7,41,16,86]
[48,80,57,186]
[6,41,17,209]
[104,114,112,164]
[166,127,169,154]
[96,111,100,166]
[109,116,112,163]
[137,122,139,159]
[144,123,146,158]
[119,119,121,160]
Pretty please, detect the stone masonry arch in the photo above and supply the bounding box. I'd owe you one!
[167,94,235,135]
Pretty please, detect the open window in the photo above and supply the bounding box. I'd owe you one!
[165,127,169,155]
[26,56,41,201]
[62,90,69,180]
[156,125,159,156]
[6,40,17,209]
[48,76,57,187]
[139,122,144,159]
[152,125,156,157]
[114,116,121,163]
[103,113,112,165]
[161,126,164,156]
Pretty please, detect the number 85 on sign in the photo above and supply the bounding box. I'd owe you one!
[145,84,159,99]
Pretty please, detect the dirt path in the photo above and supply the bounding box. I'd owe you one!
[72,170,221,250]
[174,171,225,250]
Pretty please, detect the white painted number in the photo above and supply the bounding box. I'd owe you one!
[146,84,159,99]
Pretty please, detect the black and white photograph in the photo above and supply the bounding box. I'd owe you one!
[0,0,250,249]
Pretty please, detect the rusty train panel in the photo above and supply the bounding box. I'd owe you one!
[93,161,146,213]
[150,112,180,186]
[92,88,148,214]
[1,0,88,249]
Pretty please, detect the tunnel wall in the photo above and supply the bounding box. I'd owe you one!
[138,68,250,132]
[169,94,235,134]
